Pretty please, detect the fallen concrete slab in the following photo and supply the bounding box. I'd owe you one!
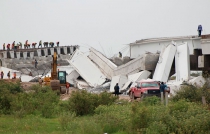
[121,70,151,91]
[188,76,206,87]
[153,44,176,82]
[69,49,107,87]
[88,47,117,79]
[75,80,90,89]
[110,75,127,92]
[114,53,159,76]
[175,42,190,82]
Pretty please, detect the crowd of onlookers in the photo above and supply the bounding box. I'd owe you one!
[0,71,17,79]
[2,40,59,50]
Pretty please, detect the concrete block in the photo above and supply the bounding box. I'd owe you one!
[56,47,60,54]
[30,52,34,59]
[3,51,7,58]
[70,46,74,54]
[44,49,48,56]
[37,49,41,57]
[63,47,67,54]
[10,51,14,58]
[23,52,27,59]
[16,52,20,59]
[50,48,54,55]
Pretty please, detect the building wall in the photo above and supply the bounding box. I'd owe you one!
[130,38,201,58]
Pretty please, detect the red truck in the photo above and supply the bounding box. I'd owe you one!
[128,80,160,100]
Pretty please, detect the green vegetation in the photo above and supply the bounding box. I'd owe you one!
[1,80,210,133]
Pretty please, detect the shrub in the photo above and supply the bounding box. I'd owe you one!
[0,80,23,114]
[11,85,59,118]
[68,90,117,116]
[94,104,131,133]
[172,84,210,104]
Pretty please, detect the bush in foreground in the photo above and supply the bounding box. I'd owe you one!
[67,90,118,116]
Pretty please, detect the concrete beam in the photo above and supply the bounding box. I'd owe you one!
[50,48,54,55]
[23,52,27,59]
[3,51,7,58]
[16,52,20,59]
[44,48,48,56]
[30,52,34,59]
[10,51,14,58]
[63,47,67,54]
[37,49,41,57]
[56,47,60,54]
[70,46,74,54]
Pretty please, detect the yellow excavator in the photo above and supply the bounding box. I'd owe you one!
[43,52,67,94]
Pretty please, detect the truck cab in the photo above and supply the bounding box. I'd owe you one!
[129,80,160,100]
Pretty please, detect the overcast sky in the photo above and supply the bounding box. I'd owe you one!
[1,0,210,57]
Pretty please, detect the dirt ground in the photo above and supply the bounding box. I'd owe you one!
[20,82,132,101]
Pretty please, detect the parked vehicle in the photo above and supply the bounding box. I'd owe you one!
[128,80,160,100]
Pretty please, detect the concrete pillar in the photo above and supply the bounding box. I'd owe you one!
[23,52,27,59]
[30,52,34,59]
[165,92,168,106]
[3,51,7,58]
[57,47,60,55]
[70,46,74,54]
[50,48,54,55]
[161,92,164,104]
[63,47,67,54]
[44,48,48,56]
[10,51,14,58]
[37,49,41,57]
[16,52,20,59]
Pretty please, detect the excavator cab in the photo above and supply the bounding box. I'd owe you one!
[58,71,66,84]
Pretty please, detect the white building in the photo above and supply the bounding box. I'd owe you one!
[129,35,201,58]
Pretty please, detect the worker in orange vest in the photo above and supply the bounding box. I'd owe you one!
[13,72,16,79]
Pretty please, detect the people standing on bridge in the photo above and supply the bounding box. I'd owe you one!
[3,43,5,50]
[14,43,18,50]
[56,41,59,47]
[7,71,10,79]
[7,44,10,50]
[19,42,22,49]
[198,25,203,37]
[1,71,4,79]
[12,41,15,50]
[38,40,42,48]
[25,40,28,49]
[114,83,120,96]
[44,42,48,47]
[32,43,37,48]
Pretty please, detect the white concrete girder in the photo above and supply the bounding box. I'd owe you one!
[23,52,27,59]
[50,48,54,55]
[175,42,190,82]
[3,51,7,58]
[153,44,176,82]
[56,47,60,54]
[63,47,67,54]
[70,46,74,54]
[37,49,41,57]
[44,48,48,56]
[30,52,34,59]
[16,52,20,59]
[10,51,14,58]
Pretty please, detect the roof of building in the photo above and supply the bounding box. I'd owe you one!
[129,35,201,46]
